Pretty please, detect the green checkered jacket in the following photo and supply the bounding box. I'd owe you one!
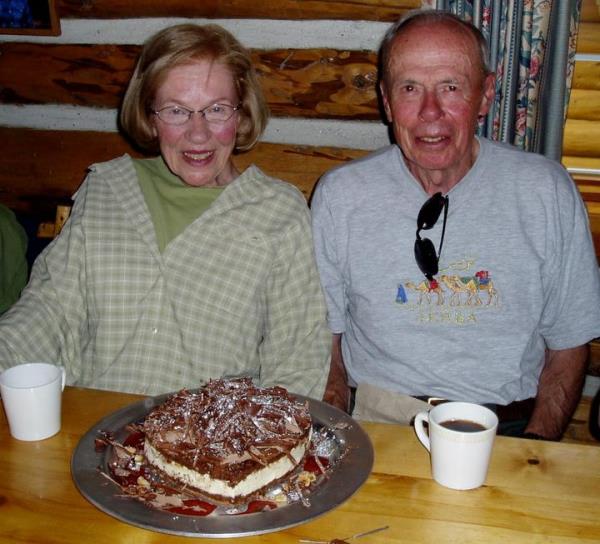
[0,155,330,398]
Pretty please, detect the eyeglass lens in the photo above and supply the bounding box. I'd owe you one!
[414,192,448,281]
[154,104,238,125]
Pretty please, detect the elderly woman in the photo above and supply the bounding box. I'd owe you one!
[0,24,331,400]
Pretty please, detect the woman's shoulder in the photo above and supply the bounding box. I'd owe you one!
[225,165,310,234]
[74,154,142,209]
[238,165,308,208]
[87,154,135,176]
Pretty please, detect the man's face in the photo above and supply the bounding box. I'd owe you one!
[380,22,495,191]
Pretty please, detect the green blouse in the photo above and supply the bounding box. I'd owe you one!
[134,157,224,252]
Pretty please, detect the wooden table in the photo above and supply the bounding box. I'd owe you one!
[1,386,599,543]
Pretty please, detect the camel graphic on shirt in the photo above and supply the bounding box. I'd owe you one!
[404,279,445,305]
[397,270,499,308]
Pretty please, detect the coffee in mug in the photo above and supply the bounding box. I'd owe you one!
[439,419,487,432]
[414,401,498,490]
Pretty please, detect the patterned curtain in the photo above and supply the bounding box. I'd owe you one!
[421,0,583,161]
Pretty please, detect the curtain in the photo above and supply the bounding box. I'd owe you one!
[420,0,582,161]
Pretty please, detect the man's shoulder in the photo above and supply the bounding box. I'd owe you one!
[478,139,583,217]
[480,138,571,188]
[481,138,562,171]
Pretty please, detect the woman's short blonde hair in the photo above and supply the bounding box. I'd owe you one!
[120,24,268,153]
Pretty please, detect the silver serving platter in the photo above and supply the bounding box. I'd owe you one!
[71,393,373,538]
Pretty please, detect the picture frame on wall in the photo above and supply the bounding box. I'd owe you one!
[0,0,61,36]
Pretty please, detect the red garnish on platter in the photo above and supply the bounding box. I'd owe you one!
[166,499,217,517]
[304,455,329,474]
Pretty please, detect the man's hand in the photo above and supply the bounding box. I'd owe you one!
[322,334,350,412]
[525,345,589,440]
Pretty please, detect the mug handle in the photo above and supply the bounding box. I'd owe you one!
[414,411,431,451]
[59,366,66,391]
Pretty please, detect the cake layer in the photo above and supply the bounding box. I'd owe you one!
[144,430,310,501]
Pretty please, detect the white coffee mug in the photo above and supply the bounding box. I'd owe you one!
[414,401,498,490]
[0,363,66,441]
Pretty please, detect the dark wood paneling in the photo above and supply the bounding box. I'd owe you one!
[0,127,368,214]
[0,44,380,120]
[0,43,138,108]
[0,128,140,215]
[57,0,419,21]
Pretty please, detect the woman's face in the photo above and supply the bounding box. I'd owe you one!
[152,59,240,187]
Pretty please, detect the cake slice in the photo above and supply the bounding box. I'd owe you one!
[142,378,312,503]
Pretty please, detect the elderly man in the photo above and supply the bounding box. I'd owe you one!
[313,10,600,439]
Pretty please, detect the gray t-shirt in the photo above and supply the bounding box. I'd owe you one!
[311,137,600,404]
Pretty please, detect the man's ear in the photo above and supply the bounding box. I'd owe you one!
[478,73,496,117]
[380,80,393,123]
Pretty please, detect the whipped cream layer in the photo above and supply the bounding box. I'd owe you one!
[144,430,310,500]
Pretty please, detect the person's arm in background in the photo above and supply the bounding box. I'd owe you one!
[0,204,28,315]
[322,333,350,412]
[525,345,588,439]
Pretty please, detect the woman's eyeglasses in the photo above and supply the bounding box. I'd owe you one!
[414,192,449,281]
[153,103,240,126]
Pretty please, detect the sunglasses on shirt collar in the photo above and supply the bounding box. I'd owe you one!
[414,192,449,281]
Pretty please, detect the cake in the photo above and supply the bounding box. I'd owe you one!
[142,377,312,503]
